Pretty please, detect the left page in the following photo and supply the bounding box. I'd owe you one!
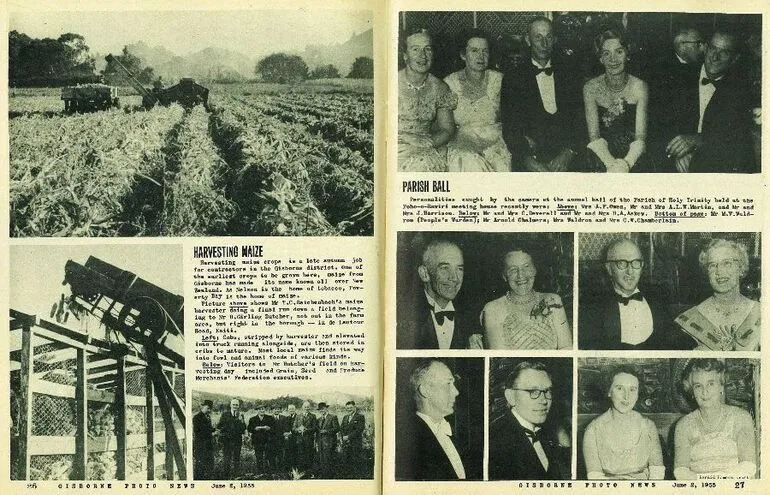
[1,1,384,494]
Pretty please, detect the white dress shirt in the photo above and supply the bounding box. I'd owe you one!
[511,409,549,471]
[416,412,466,479]
[425,291,456,349]
[532,58,557,115]
[617,290,654,345]
[698,65,719,132]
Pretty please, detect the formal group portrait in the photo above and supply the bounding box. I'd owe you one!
[397,11,761,173]
[488,358,573,480]
[394,358,484,481]
[577,358,760,480]
[578,232,761,351]
[192,388,374,480]
[396,231,573,350]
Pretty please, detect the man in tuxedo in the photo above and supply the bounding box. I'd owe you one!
[500,16,584,172]
[664,30,756,173]
[193,400,215,480]
[316,402,340,479]
[340,400,366,478]
[293,401,318,473]
[489,361,564,480]
[397,239,481,349]
[579,238,693,350]
[246,404,274,473]
[216,398,247,478]
[396,359,473,480]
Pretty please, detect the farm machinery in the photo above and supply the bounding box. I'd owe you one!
[61,83,119,113]
[105,54,209,109]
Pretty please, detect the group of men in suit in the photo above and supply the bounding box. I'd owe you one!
[500,17,756,173]
[192,398,367,479]
[396,358,567,481]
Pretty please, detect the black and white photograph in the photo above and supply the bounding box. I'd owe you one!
[488,357,572,480]
[396,231,573,350]
[577,357,760,480]
[191,387,375,481]
[9,244,185,481]
[9,8,374,237]
[397,11,761,173]
[394,357,483,481]
[578,232,761,351]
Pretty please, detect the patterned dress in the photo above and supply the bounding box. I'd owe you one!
[482,292,569,349]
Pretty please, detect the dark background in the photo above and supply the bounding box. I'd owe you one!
[396,231,574,343]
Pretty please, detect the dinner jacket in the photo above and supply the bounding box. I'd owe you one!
[488,411,563,480]
[396,294,479,349]
[395,414,468,481]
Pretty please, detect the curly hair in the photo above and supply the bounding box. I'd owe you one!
[399,27,432,57]
[681,358,725,396]
[698,238,750,278]
[602,364,642,398]
[594,27,629,57]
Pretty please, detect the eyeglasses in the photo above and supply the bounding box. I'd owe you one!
[705,259,739,272]
[606,259,644,270]
[513,388,552,400]
[679,40,705,45]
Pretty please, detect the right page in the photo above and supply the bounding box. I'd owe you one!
[384,3,766,494]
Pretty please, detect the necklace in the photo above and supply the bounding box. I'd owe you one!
[604,73,629,93]
[506,291,536,306]
[405,76,427,91]
[710,295,743,319]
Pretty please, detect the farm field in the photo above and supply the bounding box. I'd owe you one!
[9,82,374,237]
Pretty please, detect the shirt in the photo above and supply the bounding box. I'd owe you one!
[698,65,719,132]
[532,58,557,115]
[416,412,466,479]
[425,291,456,349]
[617,290,654,345]
[511,409,549,471]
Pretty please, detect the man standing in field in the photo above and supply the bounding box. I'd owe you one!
[340,400,366,478]
[193,400,215,480]
[316,402,340,478]
[216,398,247,478]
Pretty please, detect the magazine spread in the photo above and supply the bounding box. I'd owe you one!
[1,0,767,494]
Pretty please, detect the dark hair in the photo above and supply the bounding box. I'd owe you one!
[506,360,550,389]
[602,364,641,397]
[457,28,490,56]
[682,359,726,396]
[501,245,537,272]
[346,400,356,406]
[399,27,432,56]
[527,16,552,33]
[594,27,629,57]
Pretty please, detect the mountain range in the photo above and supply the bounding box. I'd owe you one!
[95,28,372,82]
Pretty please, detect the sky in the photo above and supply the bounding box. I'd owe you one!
[9,9,372,58]
[10,243,183,321]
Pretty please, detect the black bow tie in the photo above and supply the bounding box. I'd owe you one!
[523,427,542,443]
[534,66,553,76]
[433,310,455,325]
[617,292,644,305]
[701,77,718,86]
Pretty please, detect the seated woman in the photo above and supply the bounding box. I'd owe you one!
[583,27,649,172]
[675,239,760,351]
[398,28,457,172]
[444,29,511,172]
[674,359,757,479]
[481,247,571,349]
[583,366,664,479]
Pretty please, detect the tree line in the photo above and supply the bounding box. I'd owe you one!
[9,30,374,87]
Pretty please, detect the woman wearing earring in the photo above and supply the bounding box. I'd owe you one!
[582,366,664,479]
[583,27,649,172]
[674,359,757,479]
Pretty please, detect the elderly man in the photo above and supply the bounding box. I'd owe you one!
[396,359,473,480]
[340,400,366,478]
[664,29,755,173]
[397,238,481,349]
[316,402,340,479]
[579,238,692,350]
[293,401,318,473]
[500,16,584,172]
[489,361,564,480]
[193,400,215,480]
[216,398,247,478]
[246,404,274,473]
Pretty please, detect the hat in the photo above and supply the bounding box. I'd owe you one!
[202,400,213,408]
[317,402,328,410]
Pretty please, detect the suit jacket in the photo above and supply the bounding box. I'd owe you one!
[647,53,702,143]
[216,410,246,444]
[500,56,584,169]
[578,290,694,350]
[395,413,471,481]
[396,294,479,349]
[341,411,365,443]
[692,69,756,173]
[318,413,340,449]
[292,412,318,445]
[489,411,564,480]
[193,411,214,451]
[247,414,274,446]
